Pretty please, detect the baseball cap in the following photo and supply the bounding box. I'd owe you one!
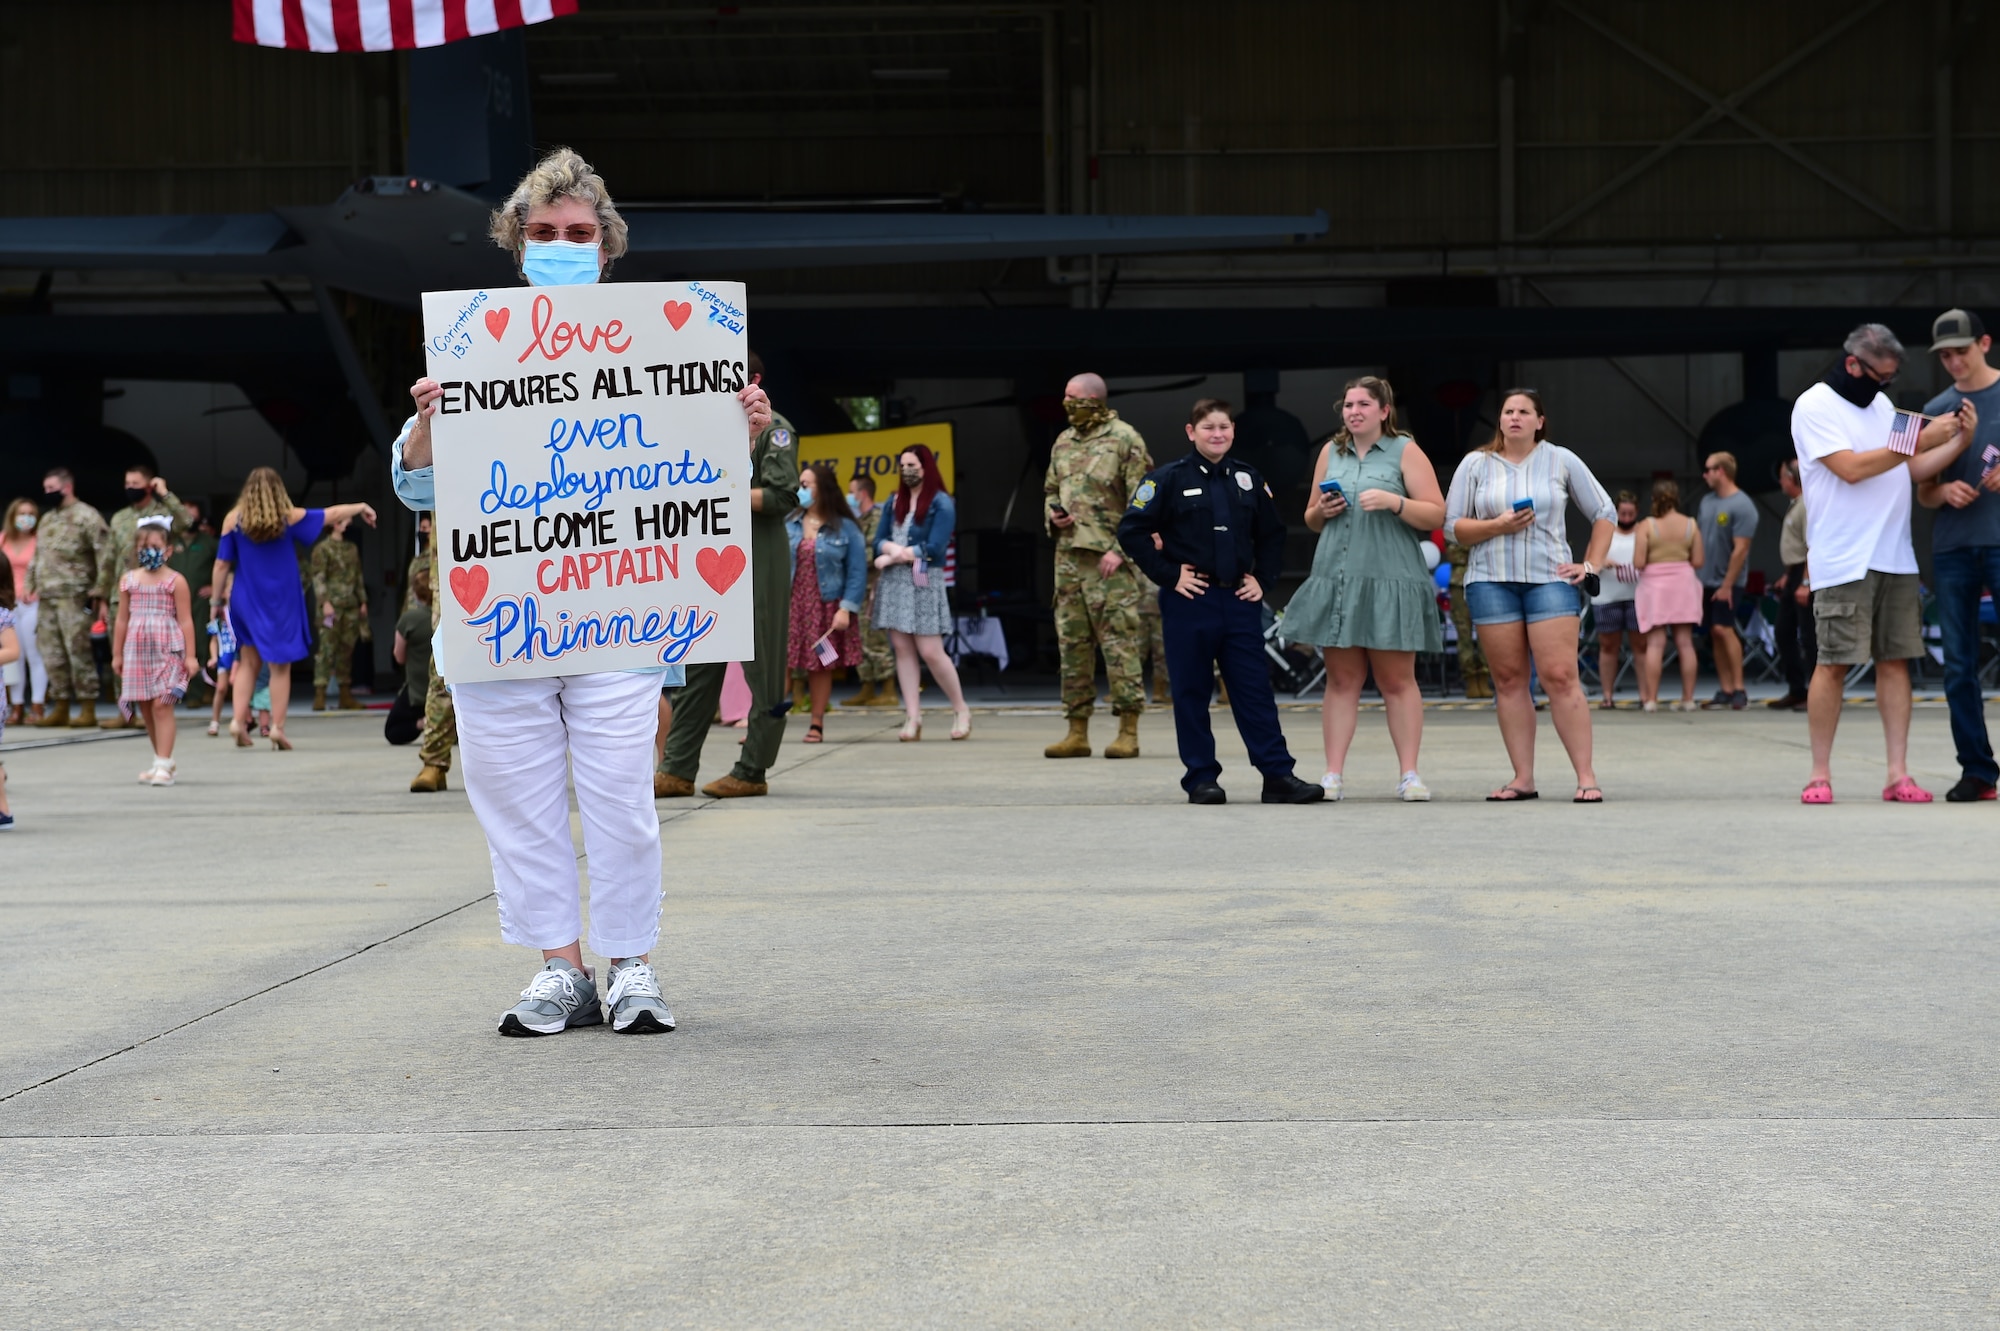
[1929,308,1986,351]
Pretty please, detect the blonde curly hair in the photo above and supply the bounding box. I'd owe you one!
[488,147,630,275]
[234,467,293,543]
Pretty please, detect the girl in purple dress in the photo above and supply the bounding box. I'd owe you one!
[211,467,375,750]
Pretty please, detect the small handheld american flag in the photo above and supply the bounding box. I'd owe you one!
[1981,443,1999,481]
[1887,410,1927,456]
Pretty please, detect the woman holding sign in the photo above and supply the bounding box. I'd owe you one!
[872,444,972,741]
[1442,389,1615,804]
[785,462,867,743]
[393,148,772,1038]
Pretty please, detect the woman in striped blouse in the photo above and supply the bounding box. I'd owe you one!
[1443,389,1616,803]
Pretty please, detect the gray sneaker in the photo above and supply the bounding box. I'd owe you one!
[498,958,603,1037]
[606,958,675,1034]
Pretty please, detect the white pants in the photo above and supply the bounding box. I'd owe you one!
[3,599,45,704]
[453,670,663,958]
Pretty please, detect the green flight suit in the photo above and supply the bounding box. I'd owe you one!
[660,409,798,786]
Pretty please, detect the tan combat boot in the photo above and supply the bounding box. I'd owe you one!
[1150,675,1171,706]
[1465,673,1494,699]
[312,686,327,711]
[870,679,901,708]
[654,772,694,798]
[338,683,360,710]
[409,765,449,793]
[1103,711,1141,759]
[72,700,98,728]
[33,700,70,728]
[702,774,768,798]
[1044,717,1091,758]
[840,681,877,708]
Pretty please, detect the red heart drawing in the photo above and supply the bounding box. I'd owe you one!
[663,300,693,331]
[449,564,490,614]
[695,545,746,596]
[484,307,510,340]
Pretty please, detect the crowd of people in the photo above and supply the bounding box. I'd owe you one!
[5,141,1993,1032]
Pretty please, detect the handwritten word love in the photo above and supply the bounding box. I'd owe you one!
[516,293,632,365]
[466,593,717,666]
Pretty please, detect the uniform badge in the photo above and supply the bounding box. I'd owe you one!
[1236,472,1253,491]
[1132,479,1156,509]
[772,429,792,448]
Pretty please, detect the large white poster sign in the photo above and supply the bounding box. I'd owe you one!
[420,280,753,681]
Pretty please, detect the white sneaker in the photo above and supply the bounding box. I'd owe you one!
[1398,772,1432,802]
[1319,773,1343,801]
[149,762,177,787]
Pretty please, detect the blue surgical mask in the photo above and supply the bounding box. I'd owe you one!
[138,546,167,570]
[521,239,601,287]
[796,485,814,508]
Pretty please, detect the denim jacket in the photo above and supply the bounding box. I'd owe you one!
[871,491,955,565]
[784,513,868,612]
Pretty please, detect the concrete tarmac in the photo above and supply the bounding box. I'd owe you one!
[2,703,1996,1328]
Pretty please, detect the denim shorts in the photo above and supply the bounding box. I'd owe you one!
[1465,579,1581,626]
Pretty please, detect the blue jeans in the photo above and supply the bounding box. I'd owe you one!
[1464,579,1581,626]
[1933,545,2000,785]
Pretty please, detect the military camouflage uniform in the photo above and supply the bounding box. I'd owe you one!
[1446,540,1492,697]
[100,491,191,702]
[853,503,894,684]
[416,544,456,772]
[1045,410,1151,719]
[26,498,111,704]
[1135,565,1169,697]
[311,532,367,689]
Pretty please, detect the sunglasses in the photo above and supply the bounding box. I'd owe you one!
[524,223,600,244]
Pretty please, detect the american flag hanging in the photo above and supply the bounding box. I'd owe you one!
[1887,410,1925,457]
[232,0,577,52]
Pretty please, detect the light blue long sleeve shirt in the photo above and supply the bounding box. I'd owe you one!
[390,415,686,686]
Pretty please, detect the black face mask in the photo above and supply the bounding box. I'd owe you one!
[1825,363,1888,409]
[125,487,150,506]
[43,489,62,504]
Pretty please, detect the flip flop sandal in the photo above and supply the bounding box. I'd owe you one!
[1881,776,1933,803]
[802,723,824,744]
[1486,785,1539,802]
[1801,779,1833,805]
[1573,786,1604,803]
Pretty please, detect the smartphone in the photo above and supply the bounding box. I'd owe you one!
[1318,478,1343,497]
[1511,497,1535,513]
[1049,503,1068,518]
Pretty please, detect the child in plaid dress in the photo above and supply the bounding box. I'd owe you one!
[113,517,199,786]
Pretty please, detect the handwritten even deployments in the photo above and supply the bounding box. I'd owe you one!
[480,450,724,515]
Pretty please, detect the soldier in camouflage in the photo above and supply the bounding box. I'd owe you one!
[1043,372,1151,760]
[25,467,112,728]
[311,516,369,711]
[409,531,457,793]
[1446,539,1494,698]
[97,464,193,727]
[840,474,900,709]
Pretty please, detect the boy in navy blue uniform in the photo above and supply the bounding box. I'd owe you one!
[1116,398,1323,805]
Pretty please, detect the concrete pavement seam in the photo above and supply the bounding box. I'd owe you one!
[0,892,498,1107]
[5,1114,1997,1141]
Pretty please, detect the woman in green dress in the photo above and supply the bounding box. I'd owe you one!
[1282,377,1446,801]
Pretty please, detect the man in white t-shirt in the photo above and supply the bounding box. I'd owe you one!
[1791,322,1973,804]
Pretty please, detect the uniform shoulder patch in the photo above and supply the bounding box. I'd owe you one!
[771,429,792,448]
[1132,479,1156,509]
[1236,471,1253,491]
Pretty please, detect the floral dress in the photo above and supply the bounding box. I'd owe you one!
[786,533,862,670]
